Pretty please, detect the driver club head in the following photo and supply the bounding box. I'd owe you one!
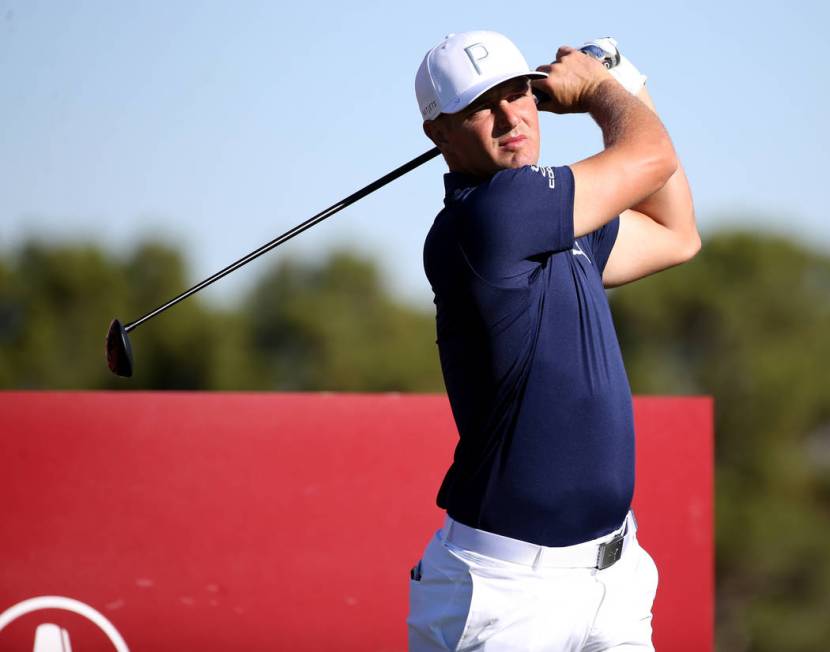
[106,319,134,377]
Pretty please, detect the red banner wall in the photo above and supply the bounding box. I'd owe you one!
[0,393,712,651]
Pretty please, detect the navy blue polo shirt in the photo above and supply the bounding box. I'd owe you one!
[423,164,635,547]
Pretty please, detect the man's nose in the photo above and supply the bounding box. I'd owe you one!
[494,101,520,132]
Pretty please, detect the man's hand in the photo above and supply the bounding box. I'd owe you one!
[532,46,614,114]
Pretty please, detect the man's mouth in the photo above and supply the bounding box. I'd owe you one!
[498,135,527,151]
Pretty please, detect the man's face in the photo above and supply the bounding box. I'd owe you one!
[425,77,540,177]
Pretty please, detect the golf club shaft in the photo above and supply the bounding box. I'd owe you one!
[125,146,441,333]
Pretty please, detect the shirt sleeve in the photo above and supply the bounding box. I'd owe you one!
[454,165,576,282]
[585,216,620,274]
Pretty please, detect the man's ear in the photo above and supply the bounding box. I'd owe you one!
[423,119,448,147]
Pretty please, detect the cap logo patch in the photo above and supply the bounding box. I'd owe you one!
[421,99,437,118]
[464,43,489,74]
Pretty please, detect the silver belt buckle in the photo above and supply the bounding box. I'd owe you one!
[596,533,624,570]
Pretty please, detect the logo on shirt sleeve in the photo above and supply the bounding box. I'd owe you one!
[571,240,592,264]
[530,165,556,189]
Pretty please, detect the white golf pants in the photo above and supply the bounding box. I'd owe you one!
[407,514,658,651]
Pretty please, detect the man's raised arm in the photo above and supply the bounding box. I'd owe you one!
[533,46,678,239]
[601,86,700,287]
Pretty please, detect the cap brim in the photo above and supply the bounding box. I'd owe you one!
[440,70,548,116]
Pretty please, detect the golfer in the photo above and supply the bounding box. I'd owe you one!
[408,32,698,651]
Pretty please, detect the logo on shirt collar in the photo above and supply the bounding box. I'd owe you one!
[530,165,556,189]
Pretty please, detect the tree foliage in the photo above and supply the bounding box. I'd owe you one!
[1,230,829,649]
[610,232,830,651]
[0,241,444,392]
[245,252,442,391]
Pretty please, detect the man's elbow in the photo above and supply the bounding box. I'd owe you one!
[676,225,702,264]
[641,137,678,196]
[654,134,679,184]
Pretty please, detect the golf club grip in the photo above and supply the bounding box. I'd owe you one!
[125,146,442,333]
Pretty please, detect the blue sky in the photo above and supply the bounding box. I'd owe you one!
[1,0,827,307]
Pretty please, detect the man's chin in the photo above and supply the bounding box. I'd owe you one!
[496,153,536,170]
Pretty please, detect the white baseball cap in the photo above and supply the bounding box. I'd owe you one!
[415,31,547,121]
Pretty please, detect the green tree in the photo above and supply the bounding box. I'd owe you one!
[0,241,443,392]
[120,242,254,390]
[0,240,246,390]
[0,241,128,389]
[610,231,830,652]
[244,251,443,391]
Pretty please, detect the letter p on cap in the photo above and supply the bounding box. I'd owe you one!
[464,43,489,74]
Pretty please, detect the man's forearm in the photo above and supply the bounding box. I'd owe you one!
[587,80,673,158]
[584,80,678,196]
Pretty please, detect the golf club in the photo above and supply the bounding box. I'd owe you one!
[105,146,441,377]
